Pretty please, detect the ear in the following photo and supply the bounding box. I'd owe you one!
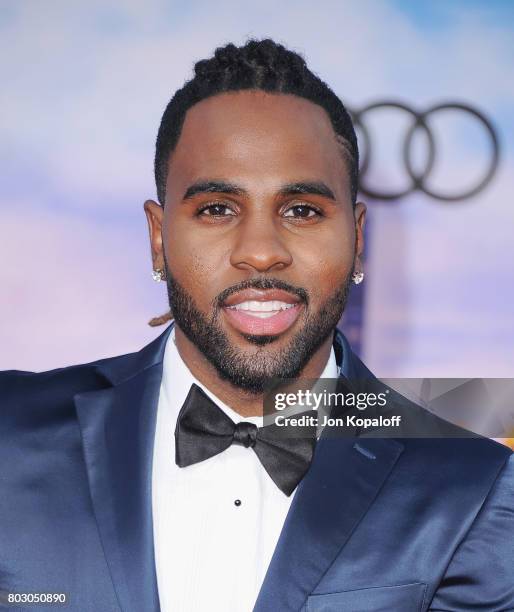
[353,201,366,272]
[143,200,165,271]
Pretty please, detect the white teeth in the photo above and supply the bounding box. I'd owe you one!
[228,300,295,313]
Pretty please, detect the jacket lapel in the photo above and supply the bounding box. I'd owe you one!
[254,330,405,612]
[74,326,173,612]
[254,436,404,612]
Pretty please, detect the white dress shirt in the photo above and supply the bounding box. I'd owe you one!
[152,326,338,612]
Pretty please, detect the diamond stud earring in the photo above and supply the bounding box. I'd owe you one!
[152,269,165,282]
[352,271,364,285]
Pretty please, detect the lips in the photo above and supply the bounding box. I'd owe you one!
[222,288,303,336]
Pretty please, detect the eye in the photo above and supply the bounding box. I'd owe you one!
[197,203,236,217]
[283,204,322,219]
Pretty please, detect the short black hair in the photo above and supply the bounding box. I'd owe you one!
[155,38,359,206]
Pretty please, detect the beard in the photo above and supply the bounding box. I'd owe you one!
[164,261,353,394]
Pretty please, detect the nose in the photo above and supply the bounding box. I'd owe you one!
[229,213,293,273]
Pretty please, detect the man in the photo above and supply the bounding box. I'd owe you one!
[1,39,513,612]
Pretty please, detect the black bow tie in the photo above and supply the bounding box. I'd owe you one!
[175,383,317,496]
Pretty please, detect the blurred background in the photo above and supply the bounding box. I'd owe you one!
[1,0,513,391]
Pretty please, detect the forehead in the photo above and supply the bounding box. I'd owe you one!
[167,90,349,197]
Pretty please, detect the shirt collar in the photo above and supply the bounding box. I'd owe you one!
[162,324,342,425]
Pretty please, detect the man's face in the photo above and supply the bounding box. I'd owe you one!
[146,91,365,393]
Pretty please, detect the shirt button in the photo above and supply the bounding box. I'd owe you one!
[234,499,242,507]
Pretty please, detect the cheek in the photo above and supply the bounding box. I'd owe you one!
[294,228,355,301]
[164,215,229,304]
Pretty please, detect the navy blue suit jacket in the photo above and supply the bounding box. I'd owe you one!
[1,325,513,611]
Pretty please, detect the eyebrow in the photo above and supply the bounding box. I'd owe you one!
[278,181,336,201]
[183,180,245,200]
[182,179,337,202]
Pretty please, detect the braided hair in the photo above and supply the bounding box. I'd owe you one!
[154,38,359,206]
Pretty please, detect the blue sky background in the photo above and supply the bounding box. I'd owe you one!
[1,0,513,376]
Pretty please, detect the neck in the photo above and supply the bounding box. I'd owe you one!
[173,326,335,418]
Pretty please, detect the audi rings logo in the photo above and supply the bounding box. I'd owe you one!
[348,101,500,201]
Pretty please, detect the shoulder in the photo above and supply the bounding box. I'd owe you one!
[384,393,513,494]
[388,386,513,476]
[0,326,171,420]
[0,324,173,394]
[337,333,513,475]
[387,425,512,535]
[0,350,137,425]
[400,435,512,479]
[339,340,514,495]
[0,352,130,393]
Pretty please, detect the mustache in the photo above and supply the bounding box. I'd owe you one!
[214,277,309,308]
